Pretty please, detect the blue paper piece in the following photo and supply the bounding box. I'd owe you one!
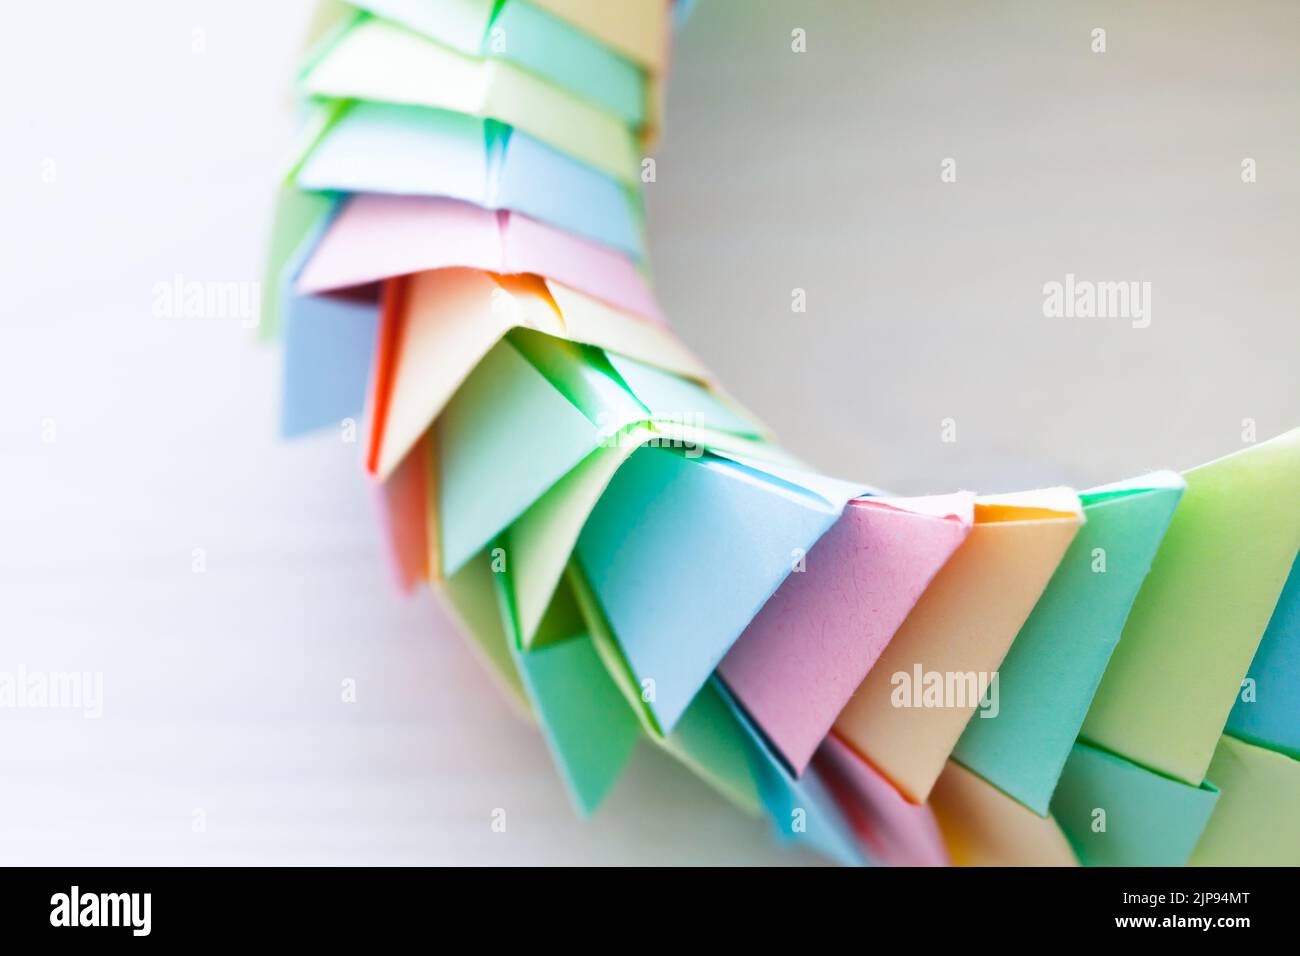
[575,446,841,731]
[714,679,868,866]
[951,477,1184,814]
[1226,553,1300,758]
[278,200,379,437]
[296,102,643,257]
[1050,741,1219,867]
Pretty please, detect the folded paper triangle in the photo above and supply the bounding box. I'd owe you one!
[504,580,642,816]
[1190,735,1300,866]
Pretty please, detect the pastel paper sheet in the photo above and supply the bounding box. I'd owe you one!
[1050,741,1218,867]
[1190,735,1300,866]
[502,572,642,815]
[576,446,866,732]
[1081,427,1300,785]
[295,102,643,257]
[296,194,661,323]
[814,732,951,866]
[1225,553,1300,758]
[719,492,975,775]
[301,16,641,184]
[834,489,1084,803]
[929,760,1078,867]
[527,0,668,71]
[951,472,1185,814]
[346,0,647,125]
[364,268,705,481]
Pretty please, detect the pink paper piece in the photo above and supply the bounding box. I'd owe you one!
[815,732,951,867]
[719,493,974,774]
[295,194,663,323]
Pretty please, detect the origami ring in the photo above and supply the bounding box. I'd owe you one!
[266,1,1300,866]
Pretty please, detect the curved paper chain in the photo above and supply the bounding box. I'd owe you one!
[266,1,1300,866]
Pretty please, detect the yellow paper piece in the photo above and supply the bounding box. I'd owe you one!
[930,760,1078,866]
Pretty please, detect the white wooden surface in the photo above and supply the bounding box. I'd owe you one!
[2,0,1295,865]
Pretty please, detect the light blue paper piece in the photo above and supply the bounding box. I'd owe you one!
[1050,741,1219,866]
[714,679,868,866]
[1226,552,1300,758]
[277,198,379,437]
[348,0,646,124]
[575,446,842,731]
[295,102,643,257]
[951,474,1185,814]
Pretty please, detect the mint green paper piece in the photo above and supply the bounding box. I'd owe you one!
[436,336,603,574]
[952,473,1185,814]
[492,0,645,125]
[1050,742,1218,867]
[502,574,641,817]
[349,0,494,54]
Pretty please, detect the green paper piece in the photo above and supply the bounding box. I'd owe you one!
[1081,428,1300,784]
[566,560,763,815]
[259,185,336,342]
[1191,735,1300,866]
[440,548,530,713]
[507,587,641,817]
[492,0,645,125]
[436,336,603,574]
[1050,742,1219,867]
[952,473,1185,814]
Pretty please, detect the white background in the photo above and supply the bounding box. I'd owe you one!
[0,1,1295,864]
